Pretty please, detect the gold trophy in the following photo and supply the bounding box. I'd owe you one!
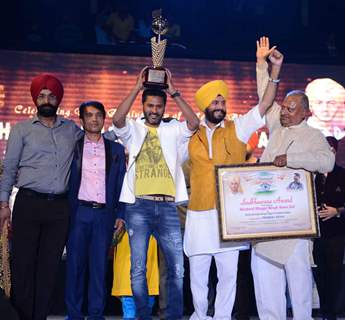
[144,9,169,89]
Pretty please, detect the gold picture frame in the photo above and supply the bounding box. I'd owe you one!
[215,162,319,241]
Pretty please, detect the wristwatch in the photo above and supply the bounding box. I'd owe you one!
[170,91,181,98]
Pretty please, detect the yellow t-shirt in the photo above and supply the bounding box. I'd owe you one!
[135,126,175,196]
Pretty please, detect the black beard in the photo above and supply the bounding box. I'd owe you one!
[37,104,58,117]
[143,111,162,125]
[205,108,226,124]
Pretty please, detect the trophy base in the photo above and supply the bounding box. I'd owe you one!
[144,67,168,90]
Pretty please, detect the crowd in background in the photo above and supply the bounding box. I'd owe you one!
[0,0,345,62]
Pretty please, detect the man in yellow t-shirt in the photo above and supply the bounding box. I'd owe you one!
[112,67,199,319]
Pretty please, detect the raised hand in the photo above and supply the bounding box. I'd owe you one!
[256,36,276,63]
[134,66,148,91]
[269,49,284,67]
[113,66,148,128]
[165,68,177,96]
[163,67,199,130]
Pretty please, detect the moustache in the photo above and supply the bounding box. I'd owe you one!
[212,109,226,115]
[39,103,55,108]
[37,103,58,117]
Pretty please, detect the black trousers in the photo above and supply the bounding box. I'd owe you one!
[313,236,345,319]
[10,190,69,320]
[0,289,19,320]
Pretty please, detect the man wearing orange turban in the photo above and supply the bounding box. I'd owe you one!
[0,74,83,320]
[184,43,284,320]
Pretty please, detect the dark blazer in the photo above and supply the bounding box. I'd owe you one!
[68,134,126,224]
[315,163,345,238]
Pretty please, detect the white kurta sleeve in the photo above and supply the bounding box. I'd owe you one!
[177,120,194,163]
[234,105,265,144]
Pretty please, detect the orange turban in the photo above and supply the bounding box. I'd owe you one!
[195,80,228,111]
[30,74,64,106]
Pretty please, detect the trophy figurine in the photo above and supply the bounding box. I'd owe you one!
[144,9,169,89]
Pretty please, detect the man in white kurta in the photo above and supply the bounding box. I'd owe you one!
[252,37,335,320]
[184,47,284,320]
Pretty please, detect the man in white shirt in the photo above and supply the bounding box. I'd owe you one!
[112,67,199,320]
[252,36,335,320]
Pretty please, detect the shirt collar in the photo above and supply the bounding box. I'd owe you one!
[31,115,65,127]
[200,119,225,130]
[136,115,167,128]
[84,135,104,145]
[285,119,308,130]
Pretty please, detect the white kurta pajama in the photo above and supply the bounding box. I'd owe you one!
[184,105,265,320]
[252,62,335,320]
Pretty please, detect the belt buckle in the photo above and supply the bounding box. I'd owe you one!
[163,195,173,202]
[92,202,100,209]
[46,193,55,201]
[155,196,163,201]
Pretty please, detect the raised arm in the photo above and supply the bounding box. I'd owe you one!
[233,43,283,144]
[256,36,274,99]
[257,48,283,117]
[256,37,283,132]
[165,68,199,131]
[112,67,146,128]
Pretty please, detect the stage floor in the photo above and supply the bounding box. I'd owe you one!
[47,317,345,320]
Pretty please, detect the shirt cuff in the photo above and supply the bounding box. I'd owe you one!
[252,104,266,124]
[110,120,130,136]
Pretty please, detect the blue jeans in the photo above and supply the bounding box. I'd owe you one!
[125,198,184,320]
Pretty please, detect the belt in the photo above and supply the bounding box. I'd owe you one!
[79,200,106,209]
[19,188,68,200]
[136,195,175,202]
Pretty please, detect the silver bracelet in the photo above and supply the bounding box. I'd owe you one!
[269,77,280,84]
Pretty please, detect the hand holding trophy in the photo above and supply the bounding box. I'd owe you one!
[144,9,169,89]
